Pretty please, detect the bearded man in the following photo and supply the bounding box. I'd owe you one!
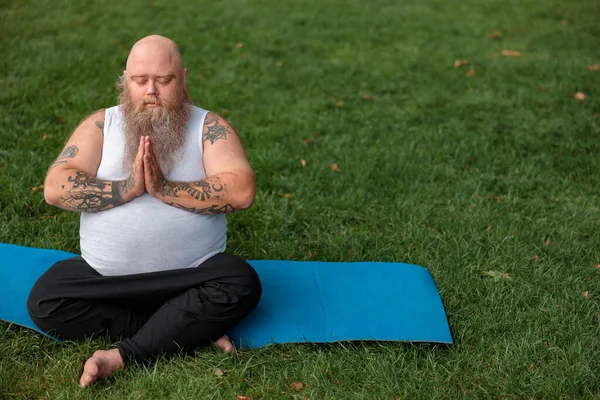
[27,35,261,388]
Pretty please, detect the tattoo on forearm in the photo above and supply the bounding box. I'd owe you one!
[59,171,127,212]
[167,202,235,214]
[50,145,79,170]
[203,114,233,145]
[159,179,225,201]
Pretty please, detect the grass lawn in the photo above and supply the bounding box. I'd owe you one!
[1,0,599,398]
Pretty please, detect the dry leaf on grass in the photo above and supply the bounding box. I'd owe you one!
[290,382,304,392]
[502,50,521,57]
[300,159,306,167]
[336,100,345,108]
[236,42,243,49]
[214,368,224,377]
[485,225,492,233]
[237,396,251,400]
[31,185,44,193]
[532,255,540,261]
[278,193,292,198]
[330,163,340,172]
[561,20,568,25]
[574,92,586,101]
[582,291,589,298]
[42,134,51,140]
[361,94,374,100]
[488,30,502,40]
[466,68,476,77]
[276,60,283,67]
[454,59,468,68]
[545,239,551,247]
[587,64,600,71]
[595,264,600,269]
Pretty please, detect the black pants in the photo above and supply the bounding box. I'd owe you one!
[27,253,261,363]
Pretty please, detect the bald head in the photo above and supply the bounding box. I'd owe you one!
[126,35,183,73]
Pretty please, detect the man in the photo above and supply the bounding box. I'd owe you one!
[27,35,262,388]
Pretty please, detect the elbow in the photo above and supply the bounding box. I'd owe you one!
[239,185,256,211]
[43,186,59,207]
[235,173,255,211]
[43,177,61,207]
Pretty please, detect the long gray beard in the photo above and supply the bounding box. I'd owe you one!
[118,81,191,175]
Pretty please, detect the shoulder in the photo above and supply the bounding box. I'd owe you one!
[202,111,238,145]
[91,108,107,130]
[75,108,107,131]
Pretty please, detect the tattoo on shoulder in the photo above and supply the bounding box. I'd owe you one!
[95,121,104,131]
[203,114,233,145]
[50,145,79,170]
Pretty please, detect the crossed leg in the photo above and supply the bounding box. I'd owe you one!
[27,253,262,387]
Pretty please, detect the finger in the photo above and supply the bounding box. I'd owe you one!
[145,140,154,159]
[143,153,151,174]
[136,138,144,163]
[143,155,152,188]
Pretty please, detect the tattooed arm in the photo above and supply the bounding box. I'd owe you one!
[143,112,255,214]
[44,109,145,212]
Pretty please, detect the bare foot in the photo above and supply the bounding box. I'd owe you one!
[214,335,235,353]
[79,348,124,388]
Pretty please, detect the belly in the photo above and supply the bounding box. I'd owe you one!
[80,194,227,275]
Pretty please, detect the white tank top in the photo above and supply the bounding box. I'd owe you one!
[80,105,227,276]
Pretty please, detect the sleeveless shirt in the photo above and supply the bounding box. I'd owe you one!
[79,105,227,276]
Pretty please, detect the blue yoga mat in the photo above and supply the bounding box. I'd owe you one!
[0,243,452,347]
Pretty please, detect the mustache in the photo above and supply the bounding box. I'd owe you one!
[137,96,167,111]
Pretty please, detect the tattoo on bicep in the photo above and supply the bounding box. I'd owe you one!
[203,119,233,145]
[167,202,235,214]
[59,171,125,212]
[50,145,79,170]
[95,121,104,132]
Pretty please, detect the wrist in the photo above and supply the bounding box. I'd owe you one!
[151,179,173,200]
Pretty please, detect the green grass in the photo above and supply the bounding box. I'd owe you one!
[1,0,600,398]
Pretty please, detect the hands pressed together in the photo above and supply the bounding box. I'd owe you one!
[127,136,169,199]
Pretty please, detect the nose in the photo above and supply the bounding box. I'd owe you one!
[145,80,158,96]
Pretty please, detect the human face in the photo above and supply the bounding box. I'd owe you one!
[125,53,187,110]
